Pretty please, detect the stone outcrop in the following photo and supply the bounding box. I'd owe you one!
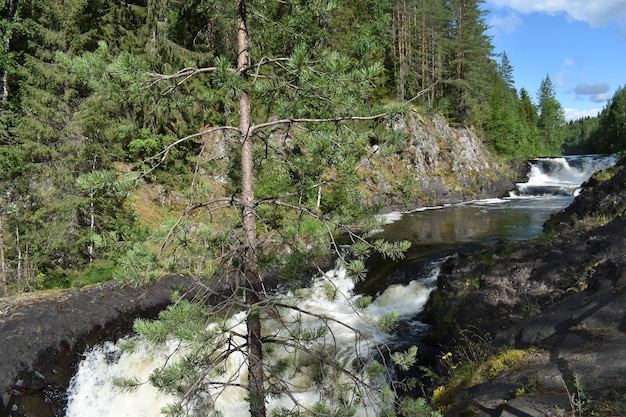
[359,112,518,209]
[423,158,626,416]
[0,275,198,415]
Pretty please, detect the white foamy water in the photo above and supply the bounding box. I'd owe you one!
[516,155,617,196]
[66,339,183,417]
[377,211,403,224]
[66,266,439,417]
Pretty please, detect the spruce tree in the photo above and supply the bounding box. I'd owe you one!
[498,51,514,89]
[485,70,523,156]
[537,74,566,155]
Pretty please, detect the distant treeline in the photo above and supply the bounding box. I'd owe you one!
[564,86,626,155]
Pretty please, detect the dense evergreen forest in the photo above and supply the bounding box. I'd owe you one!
[563,85,626,154]
[0,0,623,294]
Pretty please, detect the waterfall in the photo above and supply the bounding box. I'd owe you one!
[515,155,617,197]
[66,263,441,417]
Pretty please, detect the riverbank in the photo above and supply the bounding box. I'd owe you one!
[0,275,200,415]
[423,157,626,416]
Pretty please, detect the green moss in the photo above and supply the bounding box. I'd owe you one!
[485,349,526,379]
[465,277,481,290]
[432,348,532,408]
[589,166,617,183]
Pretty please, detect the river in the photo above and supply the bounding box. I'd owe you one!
[64,155,617,417]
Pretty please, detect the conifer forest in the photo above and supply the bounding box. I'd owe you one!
[2,1,626,416]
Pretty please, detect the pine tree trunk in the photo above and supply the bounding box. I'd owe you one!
[89,158,96,263]
[395,0,406,101]
[1,27,9,108]
[15,226,21,286]
[1,0,14,108]
[237,1,266,416]
[1,65,7,108]
[1,216,7,296]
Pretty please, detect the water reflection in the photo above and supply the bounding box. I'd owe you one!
[381,196,572,245]
[361,196,574,295]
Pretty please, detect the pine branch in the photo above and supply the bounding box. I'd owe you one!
[145,66,218,83]
[249,112,389,133]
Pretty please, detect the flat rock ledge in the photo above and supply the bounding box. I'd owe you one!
[0,274,198,415]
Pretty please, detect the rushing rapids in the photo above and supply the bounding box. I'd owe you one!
[516,154,617,197]
[64,155,617,417]
[66,266,441,417]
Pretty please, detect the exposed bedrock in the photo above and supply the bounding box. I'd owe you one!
[0,275,198,415]
[423,158,626,416]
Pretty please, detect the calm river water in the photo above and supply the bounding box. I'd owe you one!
[361,155,617,293]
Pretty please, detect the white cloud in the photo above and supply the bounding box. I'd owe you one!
[563,57,576,66]
[488,12,524,34]
[564,107,601,121]
[487,0,626,27]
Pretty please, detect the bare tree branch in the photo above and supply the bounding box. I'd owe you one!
[138,126,239,179]
[407,80,439,104]
[249,112,389,134]
[145,67,219,83]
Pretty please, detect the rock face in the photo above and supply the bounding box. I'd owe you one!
[0,275,198,416]
[359,112,518,209]
[424,158,626,416]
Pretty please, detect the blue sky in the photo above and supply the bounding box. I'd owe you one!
[485,0,626,121]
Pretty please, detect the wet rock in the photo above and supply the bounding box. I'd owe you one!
[0,274,198,415]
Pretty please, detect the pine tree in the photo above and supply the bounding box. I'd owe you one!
[101,2,427,417]
[392,0,449,105]
[444,0,494,123]
[537,74,566,155]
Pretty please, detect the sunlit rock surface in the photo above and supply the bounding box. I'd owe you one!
[359,113,518,209]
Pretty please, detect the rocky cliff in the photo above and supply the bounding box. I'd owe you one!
[360,112,518,209]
